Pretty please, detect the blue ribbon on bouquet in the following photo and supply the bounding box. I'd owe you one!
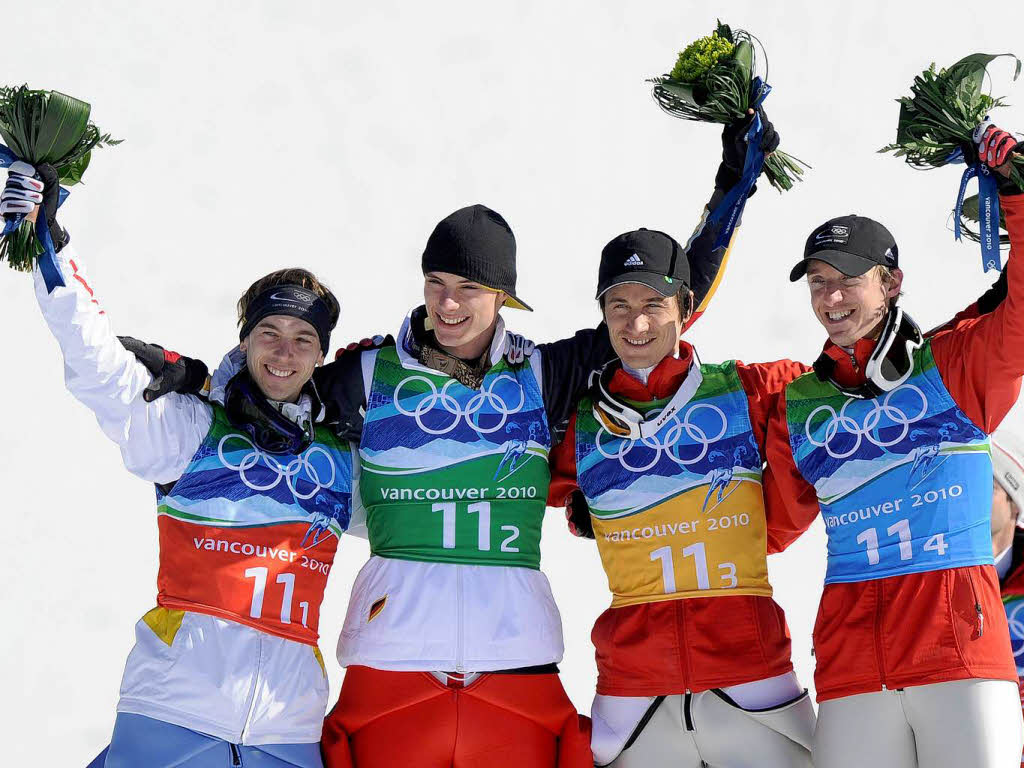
[0,143,69,292]
[706,77,772,252]
[947,145,1002,273]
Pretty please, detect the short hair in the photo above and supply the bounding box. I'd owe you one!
[237,268,340,330]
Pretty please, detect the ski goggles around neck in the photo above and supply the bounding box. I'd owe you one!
[224,370,317,455]
[815,305,923,399]
[589,354,703,441]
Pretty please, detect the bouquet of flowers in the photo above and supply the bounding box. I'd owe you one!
[649,21,807,192]
[0,85,120,272]
[881,54,1022,270]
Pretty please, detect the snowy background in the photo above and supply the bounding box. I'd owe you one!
[3,1,1024,763]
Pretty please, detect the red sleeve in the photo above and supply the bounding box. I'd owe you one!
[547,413,581,507]
[735,359,818,554]
[734,359,811,454]
[762,378,823,554]
[930,194,1024,432]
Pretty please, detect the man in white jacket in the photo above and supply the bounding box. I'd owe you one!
[4,162,352,768]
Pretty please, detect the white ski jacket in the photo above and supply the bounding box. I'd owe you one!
[33,248,330,745]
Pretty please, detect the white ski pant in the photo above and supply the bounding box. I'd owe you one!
[813,678,1024,768]
[592,687,815,767]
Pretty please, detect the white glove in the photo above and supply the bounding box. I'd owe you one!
[0,161,43,215]
[503,331,535,365]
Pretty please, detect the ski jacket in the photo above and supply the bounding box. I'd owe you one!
[548,344,808,696]
[336,312,568,671]
[765,192,1024,702]
[33,248,354,745]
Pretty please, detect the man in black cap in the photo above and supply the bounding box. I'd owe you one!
[549,223,818,766]
[764,123,1024,768]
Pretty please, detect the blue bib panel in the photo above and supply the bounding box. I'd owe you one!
[786,342,994,584]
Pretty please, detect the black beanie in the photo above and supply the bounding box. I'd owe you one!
[421,204,532,311]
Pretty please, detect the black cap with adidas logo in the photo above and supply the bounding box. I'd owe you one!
[596,228,689,299]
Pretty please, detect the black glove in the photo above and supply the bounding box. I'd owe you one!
[35,163,70,251]
[716,107,780,193]
[119,336,210,402]
[565,489,595,539]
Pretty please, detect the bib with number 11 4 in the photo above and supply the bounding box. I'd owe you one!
[786,341,994,585]
[576,360,771,608]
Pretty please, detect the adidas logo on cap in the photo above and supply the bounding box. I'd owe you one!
[624,254,644,267]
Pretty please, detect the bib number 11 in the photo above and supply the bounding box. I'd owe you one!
[650,542,738,592]
[432,501,520,553]
[855,518,948,566]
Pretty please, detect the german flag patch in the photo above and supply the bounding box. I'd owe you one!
[368,595,387,623]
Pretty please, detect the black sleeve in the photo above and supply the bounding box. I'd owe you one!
[314,339,395,442]
[536,323,615,445]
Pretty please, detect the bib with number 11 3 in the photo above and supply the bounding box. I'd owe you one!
[576,360,771,608]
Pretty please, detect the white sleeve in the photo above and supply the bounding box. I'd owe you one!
[33,246,212,484]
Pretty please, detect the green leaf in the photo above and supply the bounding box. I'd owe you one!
[733,40,753,89]
[33,90,91,164]
[58,150,91,186]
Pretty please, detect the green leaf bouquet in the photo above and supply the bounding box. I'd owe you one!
[648,21,807,192]
[881,53,1023,188]
[0,85,120,272]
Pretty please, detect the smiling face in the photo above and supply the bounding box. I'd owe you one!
[805,261,903,347]
[239,315,324,403]
[423,271,505,360]
[602,283,687,370]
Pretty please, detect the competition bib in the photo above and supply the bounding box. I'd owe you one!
[156,406,353,644]
[358,345,550,569]
[577,361,771,608]
[787,342,994,584]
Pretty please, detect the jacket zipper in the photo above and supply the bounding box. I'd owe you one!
[874,580,887,690]
[239,632,265,743]
[966,568,985,637]
[455,565,465,672]
[230,743,242,766]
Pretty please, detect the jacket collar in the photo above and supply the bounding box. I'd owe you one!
[608,341,697,401]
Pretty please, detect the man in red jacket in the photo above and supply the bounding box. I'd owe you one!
[549,226,814,767]
[766,125,1024,767]
[993,429,1024,765]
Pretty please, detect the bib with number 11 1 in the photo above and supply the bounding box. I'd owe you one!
[786,341,994,585]
[576,361,771,608]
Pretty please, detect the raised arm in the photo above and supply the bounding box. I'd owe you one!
[685,110,780,329]
[8,166,211,485]
[930,188,1024,432]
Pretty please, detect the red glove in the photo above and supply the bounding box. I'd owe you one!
[976,123,1021,170]
[334,334,390,361]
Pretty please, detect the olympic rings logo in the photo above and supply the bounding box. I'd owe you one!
[1007,600,1024,662]
[217,433,337,500]
[393,374,525,436]
[595,403,729,473]
[804,385,928,460]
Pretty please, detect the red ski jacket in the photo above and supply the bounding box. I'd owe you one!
[549,344,809,696]
[764,193,1024,701]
